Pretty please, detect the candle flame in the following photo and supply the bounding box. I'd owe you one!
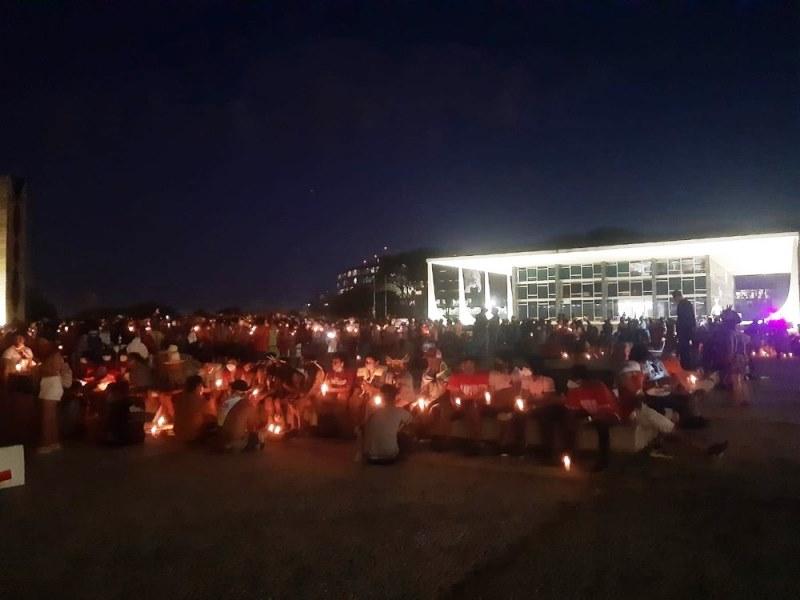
[515,398,525,411]
[215,378,223,389]
[321,383,329,396]
[484,391,492,405]
[562,455,572,471]
[455,397,462,407]
[373,395,383,407]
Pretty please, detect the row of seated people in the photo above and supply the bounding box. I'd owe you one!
[144,344,726,468]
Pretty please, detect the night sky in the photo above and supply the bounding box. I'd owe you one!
[2,1,797,315]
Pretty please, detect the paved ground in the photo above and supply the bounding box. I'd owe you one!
[3,366,800,599]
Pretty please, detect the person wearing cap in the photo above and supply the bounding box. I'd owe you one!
[356,384,412,464]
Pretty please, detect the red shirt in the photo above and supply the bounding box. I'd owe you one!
[447,372,489,400]
[565,380,622,419]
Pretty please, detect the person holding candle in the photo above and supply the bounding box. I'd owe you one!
[564,364,624,471]
[443,357,490,452]
[3,334,34,374]
[356,384,412,465]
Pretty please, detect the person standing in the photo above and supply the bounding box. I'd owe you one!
[38,351,71,453]
[672,290,695,369]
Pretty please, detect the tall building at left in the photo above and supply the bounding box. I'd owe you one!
[0,176,27,324]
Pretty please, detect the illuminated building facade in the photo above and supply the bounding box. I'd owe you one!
[427,232,800,325]
[0,176,27,325]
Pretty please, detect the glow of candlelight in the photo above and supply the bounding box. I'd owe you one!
[562,455,572,472]
[515,398,525,411]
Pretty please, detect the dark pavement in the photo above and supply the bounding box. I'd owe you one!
[3,365,800,598]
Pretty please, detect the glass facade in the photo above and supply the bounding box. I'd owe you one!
[516,255,710,321]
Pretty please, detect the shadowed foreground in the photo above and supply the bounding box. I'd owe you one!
[3,382,800,598]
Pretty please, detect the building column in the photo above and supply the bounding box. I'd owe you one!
[601,262,609,321]
[507,273,514,319]
[426,261,438,321]
[484,271,491,309]
[458,268,472,325]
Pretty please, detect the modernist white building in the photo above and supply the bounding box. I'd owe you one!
[427,232,800,325]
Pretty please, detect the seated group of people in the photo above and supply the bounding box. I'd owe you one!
[417,344,726,471]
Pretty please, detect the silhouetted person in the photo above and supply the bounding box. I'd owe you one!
[672,290,695,369]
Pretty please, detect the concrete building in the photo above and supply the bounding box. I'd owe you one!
[0,176,28,324]
[427,232,800,325]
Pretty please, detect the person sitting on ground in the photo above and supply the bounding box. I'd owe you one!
[322,353,355,403]
[617,361,728,459]
[356,384,412,464]
[629,343,707,429]
[216,379,262,452]
[511,361,565,460]
[487,354,519,411]
[384,352,415,408]
[442,356,490,451]
[564,364,626,471]
[350,353,389,424]
[419,348,450,403]
[174,375,216,442]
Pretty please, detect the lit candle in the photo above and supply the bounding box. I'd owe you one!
[561,352,569,359]
[215,378,223,389]
[562,455,572,472]
[515,398,525,411]
[484,391,492,405]
[157,415,166,427]
[321,383,329,396]
[455,397,462,407]
[373,395,383,407]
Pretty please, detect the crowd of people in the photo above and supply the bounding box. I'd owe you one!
[2,290,795,469]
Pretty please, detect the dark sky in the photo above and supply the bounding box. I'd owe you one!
[2,1,798,315]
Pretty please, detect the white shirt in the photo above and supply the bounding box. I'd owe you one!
[126,337,149,360]
[488,370,514,392]
[519,370,556,399]
[363,406,412,460]
[39,375,64,402]
[3,345,33,363]
[218,393,244,427]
